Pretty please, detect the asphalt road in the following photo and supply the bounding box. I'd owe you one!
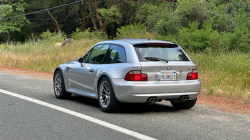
[0,69,250,140]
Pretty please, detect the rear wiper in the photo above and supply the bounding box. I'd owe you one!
[144,57,168,63]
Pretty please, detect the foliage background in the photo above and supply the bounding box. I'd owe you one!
[0,0,249,53]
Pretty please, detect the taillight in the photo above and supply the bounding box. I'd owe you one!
[124,70,148,81]
[186,69,198,80]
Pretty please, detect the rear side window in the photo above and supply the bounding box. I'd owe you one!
[134,44,189,61]
[103,44,127,64]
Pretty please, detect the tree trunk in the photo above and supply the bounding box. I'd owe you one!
[88,0,98,31]
[7,33,10,44]
[80,1,86,31]
[103,20,107,33]
[108,22,115,39]
[93,0,106,36]
[106,0,116,39]
[43,5,61,33]
[93,0,102,29]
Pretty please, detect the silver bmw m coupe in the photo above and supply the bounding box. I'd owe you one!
[53,39,201,112]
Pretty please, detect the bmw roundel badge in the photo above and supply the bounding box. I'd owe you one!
[167,66,171,70]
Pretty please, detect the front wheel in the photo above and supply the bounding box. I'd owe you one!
[171,98,197,109]
[98,77,120,113]
[53,70,71,99]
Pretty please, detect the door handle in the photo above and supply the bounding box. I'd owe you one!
[89,69,94,73]
[66,67,71,71]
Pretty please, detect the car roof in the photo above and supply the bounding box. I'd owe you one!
[117,39,175,45]
[98,39,176,45]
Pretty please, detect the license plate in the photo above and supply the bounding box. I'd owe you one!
[160,71,176,81]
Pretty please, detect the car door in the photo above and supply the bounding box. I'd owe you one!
[68,44,110,91]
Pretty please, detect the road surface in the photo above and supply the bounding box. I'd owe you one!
[0,69,250,140]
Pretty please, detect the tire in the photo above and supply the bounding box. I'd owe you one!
[171,98,197,109]
[53,70,71,99]
[98,77,120,113]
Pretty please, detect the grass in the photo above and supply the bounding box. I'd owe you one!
[188,51,250,103]
[0,36,101,72]
[0,36,249,103]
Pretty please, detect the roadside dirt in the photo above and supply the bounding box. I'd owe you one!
[0,66,53,79]
[198,93,250,115]
[0,65,249,115]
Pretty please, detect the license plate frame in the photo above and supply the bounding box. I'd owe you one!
[160,71,177,81]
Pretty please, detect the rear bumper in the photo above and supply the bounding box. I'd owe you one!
[112,79,201,103]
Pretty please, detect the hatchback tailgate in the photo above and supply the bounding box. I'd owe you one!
[139,61,196,81]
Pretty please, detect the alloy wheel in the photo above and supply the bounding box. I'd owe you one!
[99,81,111,108]
[54,73,62,96]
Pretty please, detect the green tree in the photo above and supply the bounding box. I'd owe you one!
[24,0,83,37]
[0,0,29,43]
[31,0,61,33]
[87,0,121,37]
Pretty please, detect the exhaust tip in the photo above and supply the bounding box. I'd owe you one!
[146,97,157,104]
[177,95,190,102]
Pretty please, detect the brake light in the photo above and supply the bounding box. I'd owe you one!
[186,69,198,80]
[124,70,148,81]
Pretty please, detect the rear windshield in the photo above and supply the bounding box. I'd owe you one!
[134,44,190,61]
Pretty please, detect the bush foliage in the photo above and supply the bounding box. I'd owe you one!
[135,0,250,52]
[116,23,156,39]
[71,28,107,40]
[6,0,247,53]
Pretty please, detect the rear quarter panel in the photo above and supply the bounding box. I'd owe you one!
[93,63,142,92]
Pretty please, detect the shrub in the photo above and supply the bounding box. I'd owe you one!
[136,2,178,35]
[116,23,156,39]
[39,29,64,43]
[164,20,250,52]
[136,0,250,53]
[225,26,250,52]
[71,28,107,40]
[174,21,212,51]
[176,0,209,28]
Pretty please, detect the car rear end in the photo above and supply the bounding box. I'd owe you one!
[112,40,201,104]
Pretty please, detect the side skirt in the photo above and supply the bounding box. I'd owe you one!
[66,88,98,99]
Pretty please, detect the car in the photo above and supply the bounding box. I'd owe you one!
[53,39,201,112]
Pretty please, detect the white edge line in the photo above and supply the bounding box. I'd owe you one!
[0,89,157,140]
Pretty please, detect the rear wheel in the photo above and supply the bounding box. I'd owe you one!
[171,98,197,109]
[98,77,120,113]
[53,70,71,99]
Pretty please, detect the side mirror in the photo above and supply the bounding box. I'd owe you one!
[77,57,84,63]
[77,57,91,69]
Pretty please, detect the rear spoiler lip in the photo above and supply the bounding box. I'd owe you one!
[146,43,170,46]
[133,43,179,48]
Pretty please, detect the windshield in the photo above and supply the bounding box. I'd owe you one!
[134,44,190,61]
